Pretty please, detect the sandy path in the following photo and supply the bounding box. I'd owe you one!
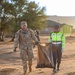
[0,36,75,75]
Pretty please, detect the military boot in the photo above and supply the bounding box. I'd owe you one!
[28,64,32,72]
[24,71,27,75]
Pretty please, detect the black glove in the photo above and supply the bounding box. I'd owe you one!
[35,41,39,45]
[13,47,17,52]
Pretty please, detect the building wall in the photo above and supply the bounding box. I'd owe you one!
[61,25,73,35]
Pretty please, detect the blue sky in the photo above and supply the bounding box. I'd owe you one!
[30,0,75,16]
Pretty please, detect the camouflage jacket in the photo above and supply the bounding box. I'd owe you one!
[14,29,38,50]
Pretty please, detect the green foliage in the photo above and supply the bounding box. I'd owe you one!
[22,1,47,30]
[0,0,47,41]
[0,0,12,30]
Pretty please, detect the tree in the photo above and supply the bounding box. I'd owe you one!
[10,1,47,41]
[0,0,47,41]
[0,0,27,41]
[0,0,13,41]
[9,0,28,41]
[22,1,47,30]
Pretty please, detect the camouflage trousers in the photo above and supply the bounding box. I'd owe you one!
[20,49,33,73]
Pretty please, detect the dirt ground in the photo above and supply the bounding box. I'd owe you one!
[0,36,75,75]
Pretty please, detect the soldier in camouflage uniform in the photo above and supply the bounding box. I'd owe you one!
[13,21,39,75]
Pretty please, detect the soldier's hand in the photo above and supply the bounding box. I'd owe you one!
[35,41,39,45]
[13,47,17,52]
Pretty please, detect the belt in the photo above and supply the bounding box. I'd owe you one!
[52,42,61,44]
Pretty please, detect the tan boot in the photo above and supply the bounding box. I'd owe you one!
[24,71,27,75]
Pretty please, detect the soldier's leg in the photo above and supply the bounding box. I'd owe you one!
[27,48,33,72]
[52,44,57,72]
[20,50,28,75]
[57,44,62,70]
[28,59,32,72]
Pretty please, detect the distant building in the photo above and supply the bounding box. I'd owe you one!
[61,23,73,35]
[40,20,73,35]
[46,16,75,28]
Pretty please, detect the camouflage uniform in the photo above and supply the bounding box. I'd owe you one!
[14,28,38,74]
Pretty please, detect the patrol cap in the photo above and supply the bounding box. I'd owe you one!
[21,21,27,27]
[54,25,59,29]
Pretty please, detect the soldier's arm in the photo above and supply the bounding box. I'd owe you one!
[14,30,19,48]
[30,29,38,42]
